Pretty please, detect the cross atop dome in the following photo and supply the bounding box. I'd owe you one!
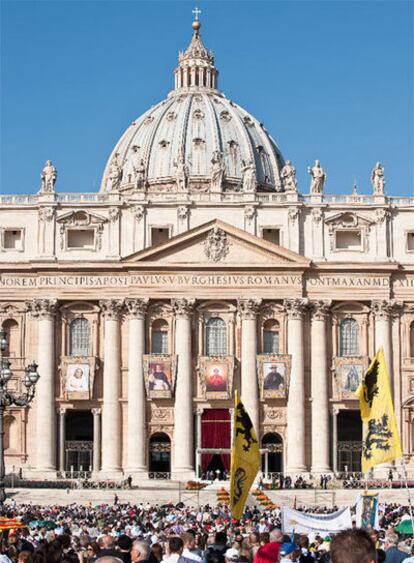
[173,8,219,92]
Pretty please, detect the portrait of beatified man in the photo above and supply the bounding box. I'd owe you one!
[263,363,285,390]
[206,363,228,392]
[148,362,172,391]
[66,364,89,392]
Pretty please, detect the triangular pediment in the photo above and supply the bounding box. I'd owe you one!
[324,211,374,227]
[123,220,310,267]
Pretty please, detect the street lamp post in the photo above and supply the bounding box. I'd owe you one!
[0,328,40,504]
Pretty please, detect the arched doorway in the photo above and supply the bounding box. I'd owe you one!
[201,409,231,477]
[337,410,362,472]
[149,432,171,475]
[65,410,93,472]
[262,433,283,475]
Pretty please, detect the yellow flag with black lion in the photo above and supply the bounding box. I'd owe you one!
[356,347,402,473]
[230,390,260,520]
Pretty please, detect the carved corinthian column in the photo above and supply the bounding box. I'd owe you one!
[172,298,195,478]
[310,300,331,473]
[26,298,58,473]
[125,298,148,475]
[237,298,262,435]
[100,299,123,475]
[284,298,308,473]
[371,300,401,389]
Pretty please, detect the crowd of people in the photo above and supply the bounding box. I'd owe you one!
[0,500,413,562]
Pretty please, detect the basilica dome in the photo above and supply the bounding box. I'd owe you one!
[100,19,286,194]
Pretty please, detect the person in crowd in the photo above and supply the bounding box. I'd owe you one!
[164,538,184,563]
[330,529,377,563]
[131,540,151,563]
[383,532,407,562]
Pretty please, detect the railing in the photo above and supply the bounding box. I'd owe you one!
[1,192,413,206]
[148,472,171,480]
[56,470,92,480]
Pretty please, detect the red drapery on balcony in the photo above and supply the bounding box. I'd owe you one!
[201,409,231,471]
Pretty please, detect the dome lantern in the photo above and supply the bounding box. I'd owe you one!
[174,9,219,92]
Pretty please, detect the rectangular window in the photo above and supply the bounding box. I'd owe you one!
[152,331,168,354]
[262,228,280,245]
[263,331,280,354]
[151,227,170,246]
[407,232,414,252]
[335,230,362,251]
[2,229,24,251]
[67,229,95,249]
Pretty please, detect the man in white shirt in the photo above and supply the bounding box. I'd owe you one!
[164,537,184,563]
[180,533,202,562]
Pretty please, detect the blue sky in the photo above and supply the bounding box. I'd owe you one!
[1,0,413,196]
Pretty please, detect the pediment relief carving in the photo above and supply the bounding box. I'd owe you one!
[57,210,108,226]
[324,211,374,230]
[123,220,310,267]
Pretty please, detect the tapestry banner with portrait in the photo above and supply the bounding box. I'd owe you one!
[334,357,368,400]
[143,355,177,398]
[198,356,234,400]
[257,355,291,399]
[60,357,97,400]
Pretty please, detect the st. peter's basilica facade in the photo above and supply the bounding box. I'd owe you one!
[0,17,413,480]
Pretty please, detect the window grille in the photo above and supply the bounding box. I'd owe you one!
[151,320,169,354]
[263,320,280,354]
[205,317,227,356]
[69,318,90,356]
[339,319,359,357]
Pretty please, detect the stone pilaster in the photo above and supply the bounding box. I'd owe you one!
[125,298,149,475]
[92,408,101,474]
[172,298,195,478]
[237,298,262,435]
[195,407,203,479]
[284,298,308,473]
[99,299,123,476]
[310,300,331,472]
[26,298,58,473]
[58,408,66,472]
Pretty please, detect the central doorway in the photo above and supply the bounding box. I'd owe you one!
[149,433,171,476]
[337,410,362,472]
[262,433,283,474]
[201,409,230,477]
[65,410,93,472]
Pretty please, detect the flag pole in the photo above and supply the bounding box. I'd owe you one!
[399,457,414,534]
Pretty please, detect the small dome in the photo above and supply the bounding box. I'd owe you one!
[100,20,286,194]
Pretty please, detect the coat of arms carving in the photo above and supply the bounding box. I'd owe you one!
[203,226,230,262]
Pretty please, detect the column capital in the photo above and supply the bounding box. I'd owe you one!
[92,408,102,416]
[195,407,204,416]
[125,298,149,319]
[310,299,331,321]
[171,297,195,319]
[237,298,262,319]
[99,299,124,320]
[57,407,67,416]
[371,299,403,320]
[283,298,309,320]
[26,298,58,320]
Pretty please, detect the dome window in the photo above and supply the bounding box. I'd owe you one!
[193,109,204,119]
[220,110,231,122]
[143,116,154,125]
[166,112,177,121]
[159,140,170,148]
[243,116,253,127]
[193,138,205,147]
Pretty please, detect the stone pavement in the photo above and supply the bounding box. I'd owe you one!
[5,485,414,508]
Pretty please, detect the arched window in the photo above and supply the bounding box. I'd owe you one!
[410,321,414,358]
[2,319,19,357]
[151,319,169,354]
[205,317,227,356]
[263,319,280,354]
[339,318,359,357]
[69,318,90,356]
